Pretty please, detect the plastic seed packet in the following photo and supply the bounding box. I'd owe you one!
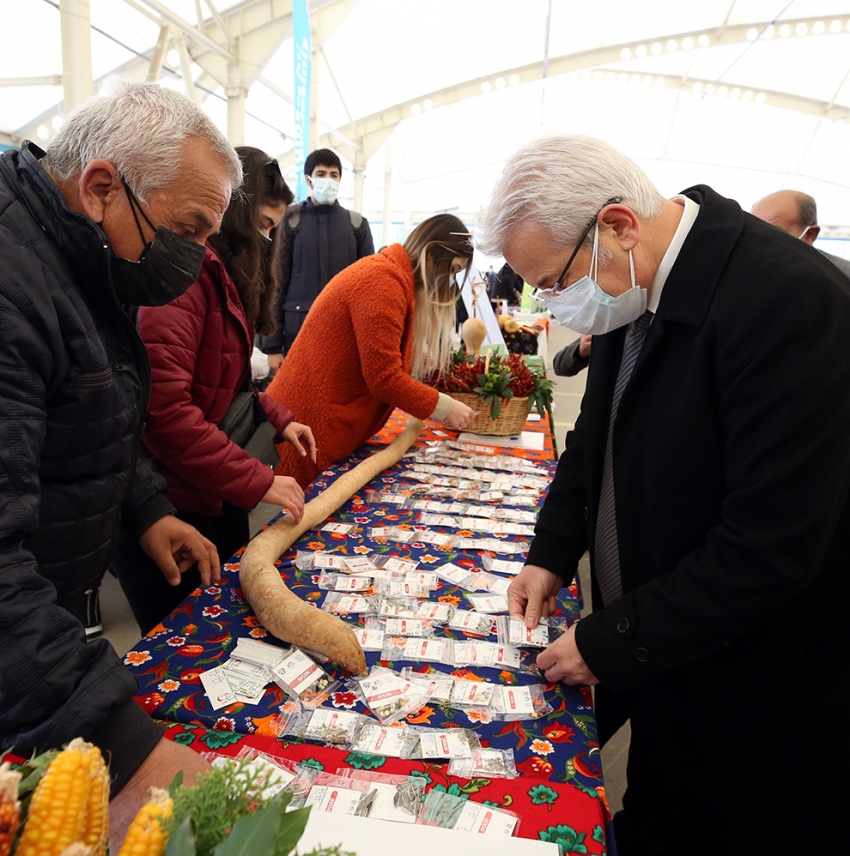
[350,666,432,724]
[304,784,364,816]
[349,721,415,758]
[322,592,375,615]
[295,551,347,571]
[317,522,359,535]
[381,635,453,665]
[466,571,511,596]
[449,747,519,780]
[434,561,474,588]
[404,572,439,591]
[453,640,533,674]
[277,704,366,746]
[416,601,455,624]
[387,526,417,544]
[410,726,480,761]
[318,571,373,592]
[489,684,553,720]
[400,668,454,705]
[449,679,497,707]
[354,623,386,652]
[378,595,420,618]
[269,647,338,707]
[415,531,458,548]
[336,771,426,823]
[342,555,379,575]
[495,615,566,649]
[447,609,495,638]
[375,556,420,575]
[368,526,393,539]
[451,800,520,836]
[378,578,430,598]
[365,489,410,506]
[482,556,526,576]
[464,592,510,613]
[383,617,435,637]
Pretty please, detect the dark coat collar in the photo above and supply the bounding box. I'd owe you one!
[655,184,744,328]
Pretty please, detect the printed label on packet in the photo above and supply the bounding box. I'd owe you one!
[417,531,455,547]
[222,657,271,682]
[321,523,354,534]
[199,666,236,710]
[369,526,392,537]
[417,602,453,622]
[387,580,424,597]
[382,557,419,574]
[490,685,535,716]
[353,722,409,757]
[384,618,429,637]
[453,802,518,836]
[332,595,370,613]
[450,680,496,706]
[304,709,360,742]
[435,562,470,585]
[333,575,371,591]
[402,638,445,662]
[305,785,362,816]
[344,556,377,574]
[313,553,347,569]
[418,730,472,759]
[271,649,323,695]
[479,490,504,502]
[448,609,494,636]
[359,672,410,707]
[508,619,552,647]
[355,627,385,651]
[466,593,509,613]
[488,559,525,575]
[414,674,453,704]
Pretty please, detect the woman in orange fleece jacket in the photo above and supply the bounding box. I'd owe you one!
[265,213,477,486]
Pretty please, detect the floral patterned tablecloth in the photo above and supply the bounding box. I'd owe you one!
[124,410,610,854]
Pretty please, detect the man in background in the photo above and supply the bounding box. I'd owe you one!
[752,189,850,278]
[263,148,374,369]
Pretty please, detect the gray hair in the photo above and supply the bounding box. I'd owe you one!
[43,77,241,202]
[477,134,665,256]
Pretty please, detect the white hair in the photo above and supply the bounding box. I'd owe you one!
[477,134,665,256]
[43,77,241,201]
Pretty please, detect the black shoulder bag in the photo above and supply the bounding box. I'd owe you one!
[218,383,281,469]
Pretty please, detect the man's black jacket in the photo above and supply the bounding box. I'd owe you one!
[0,143,172,792]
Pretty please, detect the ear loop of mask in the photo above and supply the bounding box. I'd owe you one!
[121,177,156,248]
[629,250,635,288]
[589,224,600,282]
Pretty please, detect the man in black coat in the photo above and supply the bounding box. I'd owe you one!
[479,135,850,854]
[262,148,374,369]
[0,80,241,846]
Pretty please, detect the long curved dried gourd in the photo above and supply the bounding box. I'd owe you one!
[240,418,424,676]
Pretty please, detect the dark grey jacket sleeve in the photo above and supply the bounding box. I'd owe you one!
[0,293,163,794]
[552,338,590,377]
[122,452,175,539]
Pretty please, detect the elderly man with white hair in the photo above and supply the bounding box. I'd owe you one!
[0,79,241,845]
[479,135,850,854]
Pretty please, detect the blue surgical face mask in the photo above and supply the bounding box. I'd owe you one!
[310,177,339,206]
[537,225,647,335]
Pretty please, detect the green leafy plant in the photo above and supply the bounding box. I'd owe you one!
[162,762,354,856]
[474,367,514,419]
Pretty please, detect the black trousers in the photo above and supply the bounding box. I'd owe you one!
[114,503,249,634]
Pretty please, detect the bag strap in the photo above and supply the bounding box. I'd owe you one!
[349,209,362,242]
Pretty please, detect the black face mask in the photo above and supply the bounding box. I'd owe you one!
[110,178,207,306]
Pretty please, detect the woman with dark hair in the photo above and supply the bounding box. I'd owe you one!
[115,146,316,633]
[265,213,477,488]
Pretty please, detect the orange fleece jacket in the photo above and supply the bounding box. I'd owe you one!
[266,243,439,486]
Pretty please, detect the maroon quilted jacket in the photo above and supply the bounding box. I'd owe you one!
[138,247,294,515]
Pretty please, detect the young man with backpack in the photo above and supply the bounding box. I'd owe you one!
[262,148,374,370]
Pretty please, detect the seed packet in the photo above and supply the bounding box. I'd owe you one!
[368,526,393,539]
[269,647,339,707]
[482,556,525,576]
[365,489,411,506]
[349,666,432,724]
[488,684,553,720]
[416,601,455,624]
[464,592,509,613]
[378,595,420,618]
[349,722,416,758]
[317,522,359,535]
[296,551,347,571]
[409,727,480,761]
[374,556,420,575]
[335,771,425,823]
[277,704,366,746]
[383,617,435,637]
[318,571,373,592]
[451,799,520,836]
[495,615,566,649]
[434,561,474,588]
[342,555,379,575]
[321,592,376,615]
[400,668,454,705]
[231,637,287,668]
[453,640,534,674]
[415,531,458,548]
[447,609,494,637]
[466,571,511,596]
[354,620,386,652]
[449,679,497,707]
[377,578,430,598]
[449,747,518,780]
[381,636,453,665]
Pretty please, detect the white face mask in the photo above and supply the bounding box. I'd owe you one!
[537,225,647,335]
[310,177,340,206]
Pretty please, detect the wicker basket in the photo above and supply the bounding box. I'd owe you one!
[448,392,530,436]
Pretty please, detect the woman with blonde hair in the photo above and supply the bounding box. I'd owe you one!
[265,212,477,487]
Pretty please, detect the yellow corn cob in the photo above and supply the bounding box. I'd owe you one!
[16,738,98,856]
[80,744,109,856]
[0,762,22,856]
[116,787,173,856]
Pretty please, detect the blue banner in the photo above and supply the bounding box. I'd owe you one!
[293,0,311,202]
